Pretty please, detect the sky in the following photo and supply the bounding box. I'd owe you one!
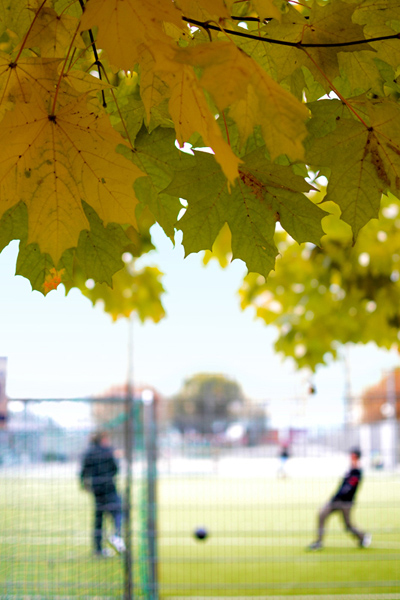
[1,226,399,428]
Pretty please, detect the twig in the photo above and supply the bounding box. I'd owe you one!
[78,0,106,107]
[183,16,400,49]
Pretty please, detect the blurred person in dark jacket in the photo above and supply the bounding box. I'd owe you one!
[80,430,125,557]
[307,448,371,550]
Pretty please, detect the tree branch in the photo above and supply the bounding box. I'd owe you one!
[183,16,400,48]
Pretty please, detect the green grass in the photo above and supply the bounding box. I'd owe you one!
[1,470,399,598]
[157,475,400,597]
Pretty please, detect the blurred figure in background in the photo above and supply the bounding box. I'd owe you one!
[277,443,290,479]
[308,447,371,551]
[80,430,125,557]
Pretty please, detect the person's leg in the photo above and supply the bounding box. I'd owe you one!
[110,493,122,537]
[94,501,104,553]
[106,493,125,553]
[317,501,335,543]
[308,501,335,549]
[339,502,365,543]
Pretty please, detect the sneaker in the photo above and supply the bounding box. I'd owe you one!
[94,548,115,558]
[360,533,372,548]
[108,535,126,554]
[307,541,323,551]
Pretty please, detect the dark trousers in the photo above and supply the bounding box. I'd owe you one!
[317,500,364,543]
[93,491,122,552]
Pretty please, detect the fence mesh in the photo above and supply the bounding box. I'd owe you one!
[0,396,152,600]
[1,395,399,599]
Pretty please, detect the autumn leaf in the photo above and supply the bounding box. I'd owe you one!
[80,265,166,323]
[43,267,64,293]
[250,0,283,22]
[0,0,35,38]
[128,126,191,239]
[174,0,230,22]
[16,240,61,293]
[176,41,308,161]
[0,94,144,262]
[0,53,61,110]
[240,148,325,245]
[337,51,383,97]
[0,201,28,254]
[16,4,83,58]
[239,194,400,370]
[165,147,324,275]
[166,61,242,183]
[74,202,135,287]
[79,0,183,70]
[306,97,400,239]
[262,1,369,90]
[2,0,400,307]
[202,222,233,269]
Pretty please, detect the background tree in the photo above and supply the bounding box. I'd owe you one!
[239,191,400,370]
[170,373,246,435]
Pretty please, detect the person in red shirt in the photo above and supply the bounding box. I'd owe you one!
[307,448,371,550]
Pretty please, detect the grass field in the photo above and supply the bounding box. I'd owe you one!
[1,465,399,599]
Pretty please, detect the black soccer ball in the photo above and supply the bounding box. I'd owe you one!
[194,527,208,541]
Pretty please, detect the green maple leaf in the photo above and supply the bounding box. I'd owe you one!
[336,51,383,97]
[75,202,134,287]
[165,148,324,275]
[0,200,27,253]
[241,148,325,246]
[124,126,192,239]
[307,117,383,238]
[10,200,144,293]
[262,1,369,91]
[307,97,400,239]
[15,242,64,293]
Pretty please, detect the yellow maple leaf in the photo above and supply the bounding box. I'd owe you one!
[136,41,241,183]
[176,42,308,161]
[167,62,241,184]
[16,5,84,58]
[250,0,283,22]
[174,0,230,22]
[137,43,172,124]
[0,53,60,110]
[0,94,144,262]
[79,0,183,70]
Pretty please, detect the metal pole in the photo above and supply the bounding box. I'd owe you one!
[143,390,159,600]
[124,317,134,600]
[386,369,398,469]
[343,346,353,426]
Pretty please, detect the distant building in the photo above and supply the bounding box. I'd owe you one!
[359,368,399,470]
[361,368,400,423]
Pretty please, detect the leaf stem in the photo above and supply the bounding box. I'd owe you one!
[51,20,81,114]
[222,112,231,147]
[15,0,48,62]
